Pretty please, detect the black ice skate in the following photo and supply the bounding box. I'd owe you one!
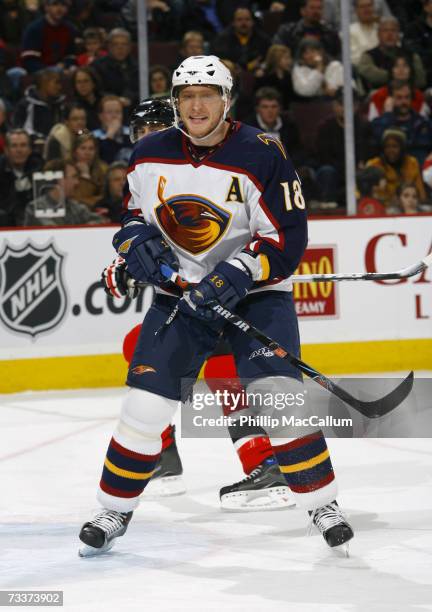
[144,433,186,497]
[219,459,295,512]
[309,501,354,554]
[78,509,133,557]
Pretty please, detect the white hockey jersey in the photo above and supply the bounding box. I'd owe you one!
[121,121,308,292]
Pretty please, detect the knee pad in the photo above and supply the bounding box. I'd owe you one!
[114,388,179,452]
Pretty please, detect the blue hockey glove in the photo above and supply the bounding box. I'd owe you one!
[178,261,253,322]
[112,221,179,285]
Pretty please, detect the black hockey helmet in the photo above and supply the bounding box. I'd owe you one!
[129,98,174,143]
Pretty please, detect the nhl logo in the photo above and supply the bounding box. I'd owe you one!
[0,242,67,337]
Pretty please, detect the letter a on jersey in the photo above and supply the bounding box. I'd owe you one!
[226,176,244,203]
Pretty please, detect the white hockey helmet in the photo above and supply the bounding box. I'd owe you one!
[171,55,233,96]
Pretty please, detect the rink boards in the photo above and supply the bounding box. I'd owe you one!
[0,215,431,392]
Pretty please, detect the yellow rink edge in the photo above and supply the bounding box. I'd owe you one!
[1,338,431,394]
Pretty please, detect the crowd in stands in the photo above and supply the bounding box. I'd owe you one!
[1,0,432,228]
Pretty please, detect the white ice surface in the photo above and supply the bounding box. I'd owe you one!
[1,381,432,612]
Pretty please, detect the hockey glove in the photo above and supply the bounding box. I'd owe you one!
[102,256,138,299]
[178,261,253,322]
[112,221,179,285]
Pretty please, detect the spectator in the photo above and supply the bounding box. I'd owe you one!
[357,165,387,215]
[92,95,131,164]
[149,65,171,99]
[254,44,294,109]
[404,0,432,89]
[273,0,341,60]
[13,68,66,143]
[76,27,107,67]
[371,81,432,165]
[244,87,302,163]
[174,30,205,67]
[368,53,429,121]
[71,67,103,131]
[44,103,87,161]
[292,38,343,98]
[20,0,79,74]
[70,131,108,207]
[0,129,43,226]
[315,88,374,206]
[23,158,107,226]
[350,0,379,66]
[0,0,40,46]
[390,181,422,214]
[211,7,270,72]
[92,28,139,108]
[96,159,127,222]
[366,128,427,207]
[357,16,426,93]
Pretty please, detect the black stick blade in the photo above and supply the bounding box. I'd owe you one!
[330,371,414,418]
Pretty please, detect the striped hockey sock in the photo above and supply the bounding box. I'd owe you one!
[272,430,338,509]
[99,436,160,509]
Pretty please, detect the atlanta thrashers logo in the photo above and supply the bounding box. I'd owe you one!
[0,242,67,337]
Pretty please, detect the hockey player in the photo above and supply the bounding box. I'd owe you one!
[80,55,353,557]
[105,96,290,507]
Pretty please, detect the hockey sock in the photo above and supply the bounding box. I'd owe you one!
[161,424,176,451]
[97,388,178,512]
[231,433,275,474]
[99,436,160,509]
[272,430,338,510]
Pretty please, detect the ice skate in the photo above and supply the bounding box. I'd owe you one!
[219,459,295,512]
[78,509,133,557]
[309,501,354,555]
[144,434,186,497]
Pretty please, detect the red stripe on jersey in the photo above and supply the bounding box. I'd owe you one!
[122,191,132,209]
[204,160,264,193]
[127,157,189,174]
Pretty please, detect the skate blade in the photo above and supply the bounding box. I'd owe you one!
[221,486,295,512]
[332,540,351,558]
[144,475,186,497]
[78,540,115,558]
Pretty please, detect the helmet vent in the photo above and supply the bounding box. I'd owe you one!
[207,70,215,76]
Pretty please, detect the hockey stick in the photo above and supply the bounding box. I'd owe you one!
[292,252,432,283]
[135,265,414,418]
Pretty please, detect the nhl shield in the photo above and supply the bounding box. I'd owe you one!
[0,242,67,337]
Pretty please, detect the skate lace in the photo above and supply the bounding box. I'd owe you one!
[234,466,263,486]
[308,502,345,536]
[91,510,127,536]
